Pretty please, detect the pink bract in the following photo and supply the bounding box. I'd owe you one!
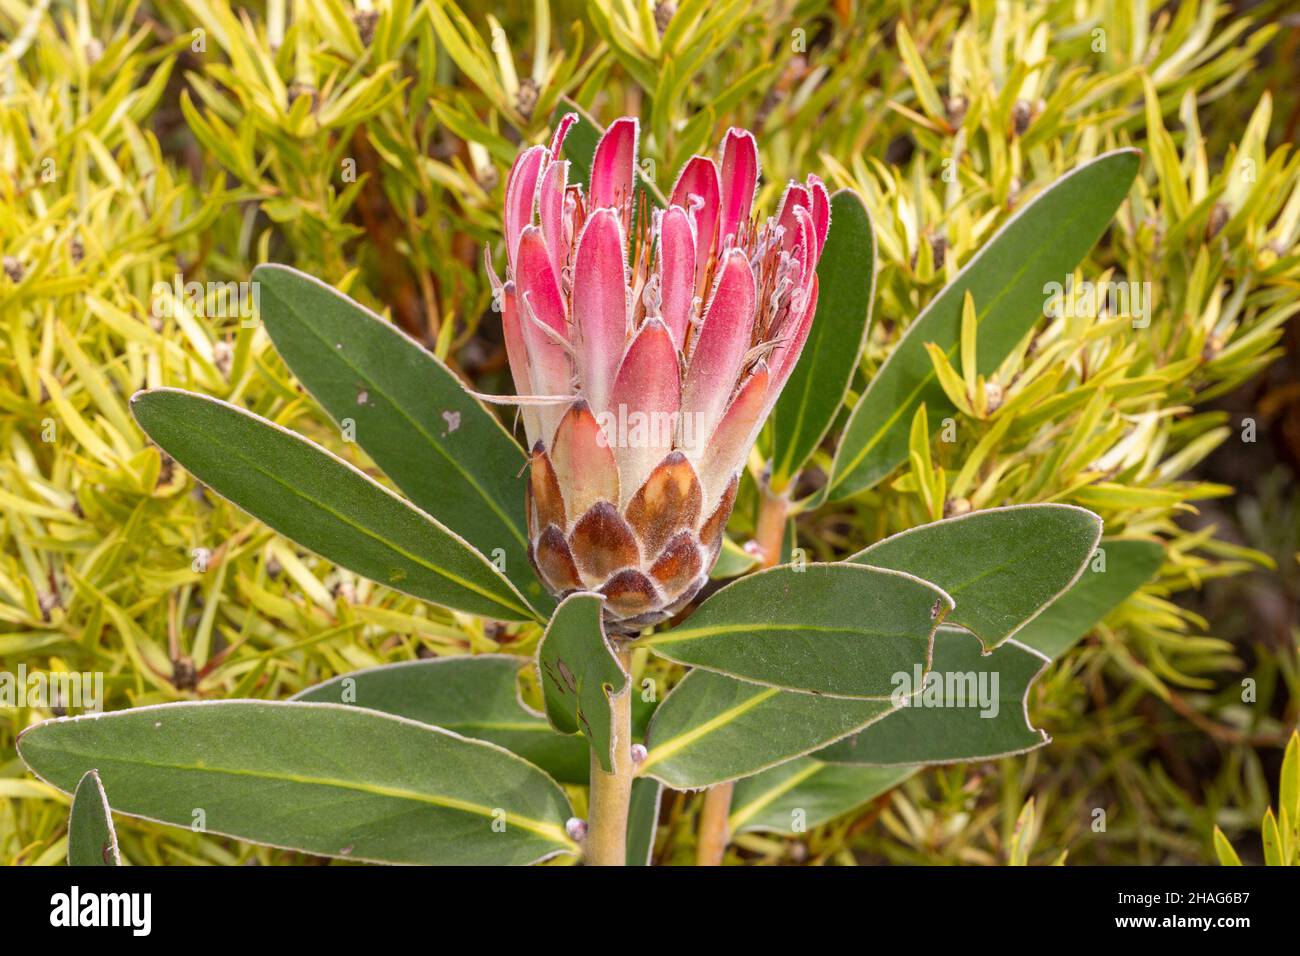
[487,114,828,629]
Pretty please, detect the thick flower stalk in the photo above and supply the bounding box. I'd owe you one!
[489,115,828,631]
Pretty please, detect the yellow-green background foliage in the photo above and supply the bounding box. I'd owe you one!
[2,0,1298,864]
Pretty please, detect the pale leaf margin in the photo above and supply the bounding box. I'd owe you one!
[132,388,541,623]
[640,561,956,699]
[849,503,1104,650]
[536,592,630,772]
[291,652,550,722]
[70,768,121,866]
[635,673,906,790]
[817,631,1054,767]
[18,700,579,866]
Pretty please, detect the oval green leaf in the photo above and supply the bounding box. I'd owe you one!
[815,626,1050,765]
[771,189,877,488]
[68,769,120,866]
[828,150,1141,499]
[638,669,896,789]
[641,563,953,698]
[252,264,551,613]
[729,758,915,835]
[293,655,589,784]
[849,504,1102,649]
[20,701,577,865]
[1013,537,1164,661]
[130,388,537,622]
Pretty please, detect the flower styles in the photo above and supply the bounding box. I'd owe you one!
[489,114,828,629]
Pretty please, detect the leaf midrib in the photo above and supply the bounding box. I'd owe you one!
[639,685,780,772]
[728,761,822,831]
[642,622,882,647]
[45,748,572,846]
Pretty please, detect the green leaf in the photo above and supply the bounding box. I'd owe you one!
[641,563,952,698]
[850,504,1102,649]
[19,701,576,865]
[253,264,550,613]
[828,150,1141,498]
[537,592,629,773]
[638,669,895,789]
[729,758,914,835]
[1282,730,1300,854]
[1007,798,1038,866]
[1014,537,1165,661]
[771,189,877,487]
[68,769,120,866]
[130,389,536,622]
[1262,808,1283,866]
[709,536,759,579]
[626,777,662,866]
[1213,826,1243,866]
[815,626,1050,765]
[292,655,589,784]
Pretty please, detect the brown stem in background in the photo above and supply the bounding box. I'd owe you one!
[350,128,428,340]
[695,479,789,866]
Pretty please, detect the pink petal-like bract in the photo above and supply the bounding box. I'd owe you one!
[505,146,547,271]
[490,116,828,628]
[589,117,638,224]
[718,129,758,248]
[657,206,697,351]
[681,249,757,444]
[609,317,681,503]
[670,155,721,294]
[572,208,629,417]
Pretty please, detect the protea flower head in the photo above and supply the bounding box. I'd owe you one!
[488,114,828,631]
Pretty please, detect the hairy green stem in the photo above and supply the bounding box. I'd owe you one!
[585,639,634,866]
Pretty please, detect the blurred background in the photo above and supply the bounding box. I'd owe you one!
[1,0,1297,865]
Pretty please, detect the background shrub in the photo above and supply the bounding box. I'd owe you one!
[1,0,1297,865]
